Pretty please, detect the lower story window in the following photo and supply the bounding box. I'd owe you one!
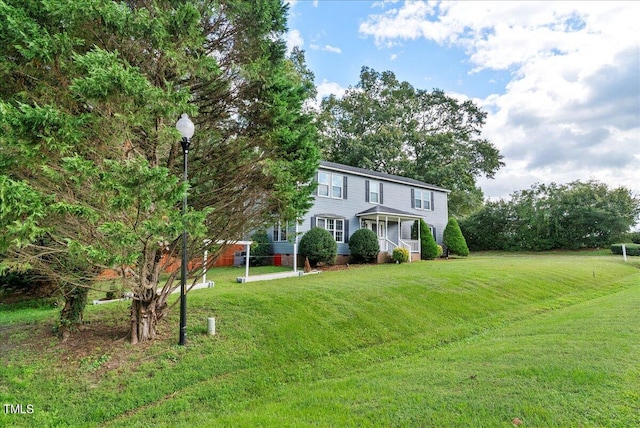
[273,222,287,242]
[317,217,345,243]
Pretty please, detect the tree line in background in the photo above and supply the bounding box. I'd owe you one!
[459,181,640,251]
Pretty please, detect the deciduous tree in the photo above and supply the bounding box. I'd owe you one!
[317,67,503,216]
[460,181,640,251]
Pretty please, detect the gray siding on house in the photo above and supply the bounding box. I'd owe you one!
[268,161,449,256]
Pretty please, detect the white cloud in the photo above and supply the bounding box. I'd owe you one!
[286,29,304,52]
[372,0,401,8]
[360,1,640,198]
[359,1,444,46]
[322,45,342,54]
[310,44,342,54]
[316,79,347,104]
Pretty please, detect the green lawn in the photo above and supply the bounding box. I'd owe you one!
[1,253,638,427]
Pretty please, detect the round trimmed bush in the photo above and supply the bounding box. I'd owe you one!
[392,247,410,263]
[299,227,337,266]
[443,217,469,257]
[348,228,379,263]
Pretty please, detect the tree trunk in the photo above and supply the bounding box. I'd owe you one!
[59,286,88,342]
[129,287,168,344]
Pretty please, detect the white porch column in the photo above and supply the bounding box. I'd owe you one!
[376,214,381,251]
[417,219,421,258]
[385,216,389,244]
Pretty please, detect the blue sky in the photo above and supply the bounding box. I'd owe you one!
[285,1,640,202]
[288,1,510,100]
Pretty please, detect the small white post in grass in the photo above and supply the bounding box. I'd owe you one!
[622,244,627,262]
[207,317,216,335]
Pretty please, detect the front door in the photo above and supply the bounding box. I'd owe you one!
[368,221,387,251]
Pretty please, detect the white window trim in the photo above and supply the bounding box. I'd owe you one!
[318,172,344,199]
[273,221,288,242]
[317,217,345,243]
[317,172,330,198]
[369,180,380,204]
[413,189,434,211]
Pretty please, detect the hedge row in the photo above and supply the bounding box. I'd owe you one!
[611,243,640,256]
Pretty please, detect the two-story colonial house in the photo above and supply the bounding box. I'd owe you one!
[268,161,450,265]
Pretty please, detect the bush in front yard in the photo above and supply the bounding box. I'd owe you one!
[250,230,270,266]
[348,229,379,263]
[443,217,469,256]
[418,219,439,260]
[611,243,640,256]
[299,227,337,266]
[392,247,410,263]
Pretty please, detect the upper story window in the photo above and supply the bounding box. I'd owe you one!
[318,172,330,197]
[365,180,383,204]
[412,189,434,211]
[317,171,347,199]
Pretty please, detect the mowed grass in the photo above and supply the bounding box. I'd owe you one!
[1,253,638,427]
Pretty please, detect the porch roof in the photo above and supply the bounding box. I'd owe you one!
[356,205,422,220]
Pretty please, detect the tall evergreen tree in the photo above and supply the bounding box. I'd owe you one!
[418,219,439,260]
[443,218,470,257]
[0,0,319,343]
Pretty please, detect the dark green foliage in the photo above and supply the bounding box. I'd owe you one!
[0,270,34,292]
[348,229,379,263]
[318,67,503,216]
[610,244,640,256]
[460,200,513,251]
[613,232,640,245]
[443,218,469,256]
[461,181,640,251]
[250,230,271,267]
[418,219,439,260]
[392,247,410,263]
[0,0,320,342]
[299,227,337,266]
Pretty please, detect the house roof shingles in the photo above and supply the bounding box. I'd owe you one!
[319,161,450,193]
